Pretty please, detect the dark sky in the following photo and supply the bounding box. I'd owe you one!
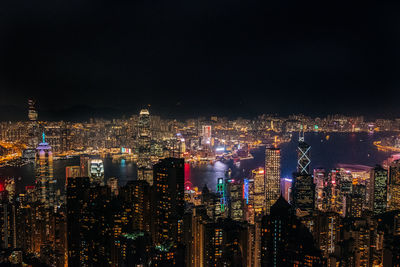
[0,0,399,120]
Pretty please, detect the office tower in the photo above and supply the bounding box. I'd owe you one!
[35,133,56,208]
[261,196,324,266]
[28,99,38,121]
[216,178,227,217]
[291,172,315,214]
[265,147,281,214]
[66,176,90,266]
[88,159,104,185]
[251,168,265,215]
[153,158,185,247]
[137,109,152,169]
[107,177,119,196]
[297,132,311,174]
[65,166,80,186]
[27,99,39,150]
[314,169,325,210]
[345,188,363,218]
[370,165,388,215]
[389,160,400,211]
[226,179,245,221]
[201,125,212,146]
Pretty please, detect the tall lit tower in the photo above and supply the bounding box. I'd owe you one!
[292,130,314,213]
[88,159,105,185]
[35,132,56,208]
[137,109,152,169]
[138,109,151,138]
[388,160,400,211]
[27,99,39,149]
[265,147,281,214]
[201,125,212,146]
[369,165,387,215]
[297,128,311,175]
[251,167,266,215]
[28,99,38,121]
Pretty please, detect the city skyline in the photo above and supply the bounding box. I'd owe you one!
[0,104,399,265]
[1,1,400,120]
[2,0,400,266]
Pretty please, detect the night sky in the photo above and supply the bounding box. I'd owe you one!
[0,0,399,120]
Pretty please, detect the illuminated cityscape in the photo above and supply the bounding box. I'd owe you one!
[2,1,400,266]
[0,102,399,266]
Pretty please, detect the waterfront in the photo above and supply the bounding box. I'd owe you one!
[0,132,397,193]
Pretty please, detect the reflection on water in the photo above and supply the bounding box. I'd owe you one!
[189,161,229,191]
[0,132,397,194]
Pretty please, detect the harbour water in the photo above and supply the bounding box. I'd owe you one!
[0,132,397,193]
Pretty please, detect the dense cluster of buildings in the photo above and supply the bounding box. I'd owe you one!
[1,101,400,266]
[1,130,400,266]
[1,102,400,163]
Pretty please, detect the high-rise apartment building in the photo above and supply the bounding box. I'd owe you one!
[153,158,185,246]
[66,176,90,266]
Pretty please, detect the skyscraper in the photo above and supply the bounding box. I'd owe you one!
[265,147,281,214]
[201,125,212,146]
[370,165,388,215]
[137,109,152,169]
[35,133,56,208]
[297,133,311,174]
[226,179,245,221]
[153,158,185,246]
[291,173,315,214]
[66,176,90,266]
[88,159,104,185]
[314,168,326,210]
[28,99,38,121]
[25,99,40,157]
[251,167,265,215]
[261,196,324,266]
[389,160,400,211]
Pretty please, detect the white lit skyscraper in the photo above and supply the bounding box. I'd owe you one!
[88,159,105,185]
[35,133,56,208]
[265,147,281,214]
